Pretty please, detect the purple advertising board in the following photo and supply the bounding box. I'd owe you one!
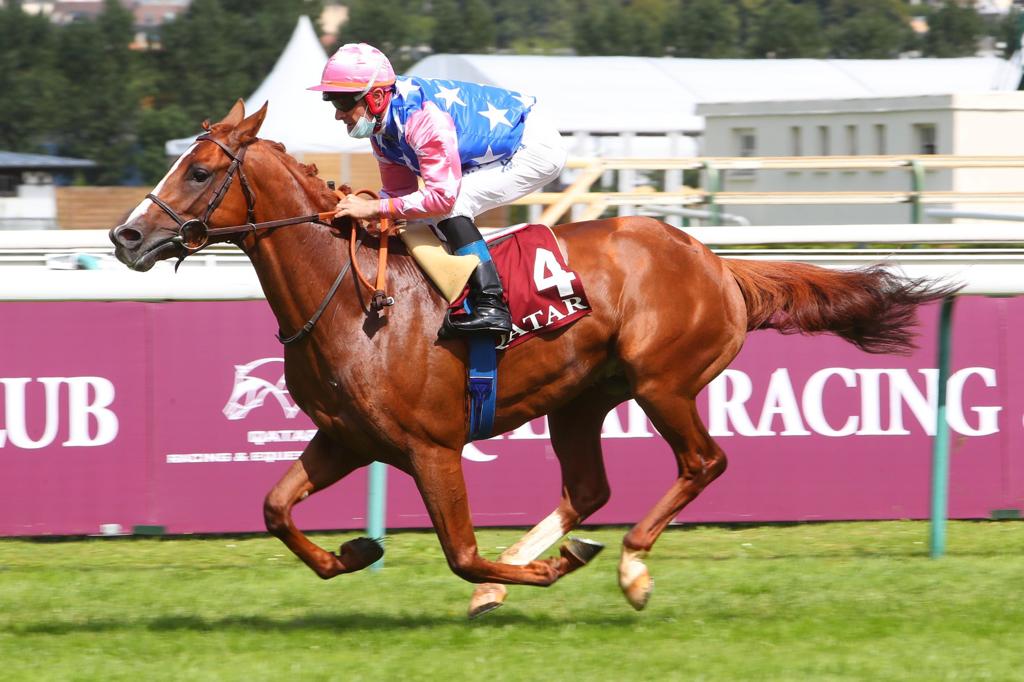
[1,297,1021,536]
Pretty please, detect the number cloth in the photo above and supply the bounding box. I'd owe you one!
[448,224,591,349]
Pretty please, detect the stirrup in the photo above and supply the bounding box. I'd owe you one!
[439,309,511,338]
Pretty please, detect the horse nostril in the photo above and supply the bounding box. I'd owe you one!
[113,225,143,248]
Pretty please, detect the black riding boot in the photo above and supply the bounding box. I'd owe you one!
[437,216,512,338]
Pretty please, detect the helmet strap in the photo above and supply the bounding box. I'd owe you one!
[355,58,384,99]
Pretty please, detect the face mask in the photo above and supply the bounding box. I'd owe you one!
[348,114,377,139]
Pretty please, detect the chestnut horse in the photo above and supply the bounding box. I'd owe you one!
[110,101,957,618]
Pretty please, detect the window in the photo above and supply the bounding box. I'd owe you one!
[914,123,937,154]
[0,173,18,198]
[733,128,756,157]
[790,126,803,156]
[845,125,858,156]
[818,126,830,156]
[731,128,756,179]
[874,124,887,155]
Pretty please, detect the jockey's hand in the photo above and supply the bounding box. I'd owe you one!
[333,193,380,221]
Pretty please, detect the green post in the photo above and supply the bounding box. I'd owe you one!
[910,159,924,224]
[367,460,387,571]
[930,297,956,558]
[705,163,722,226]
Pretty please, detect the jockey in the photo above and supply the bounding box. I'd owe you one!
[310,43,567,338]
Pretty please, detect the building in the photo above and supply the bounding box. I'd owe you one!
[0,151,95,229]
[698,92,1024,225]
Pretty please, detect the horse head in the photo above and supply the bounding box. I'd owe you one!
[109,99,269,271]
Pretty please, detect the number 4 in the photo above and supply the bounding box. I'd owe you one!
[533,248,576,297]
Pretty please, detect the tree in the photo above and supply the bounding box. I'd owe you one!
[997,7,1024,59]
[0,6,64,152]
[221,0,326,86]
[626,0,673,57]
[666,0,742,58]
[824,0,915,59]
[338,0,432,71]
[490,0,574,53]
[157,0,253,124]
[54,0,141,184]
[430,0,497,54]
[135,103,193,184]
[571,2,610,55]
[746,0,826,58]
[572,0,672,56]
[923,0,984,58]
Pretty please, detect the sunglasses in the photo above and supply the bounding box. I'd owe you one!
[327,93,364,112]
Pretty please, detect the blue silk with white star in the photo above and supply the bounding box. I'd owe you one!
[375,77,536,174]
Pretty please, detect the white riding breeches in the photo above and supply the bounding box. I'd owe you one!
[444,106,567,221]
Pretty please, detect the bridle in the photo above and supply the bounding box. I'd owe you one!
[145,133,395,344]
[146,133,336,253]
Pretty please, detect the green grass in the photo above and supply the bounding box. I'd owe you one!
[1,522,1022,681]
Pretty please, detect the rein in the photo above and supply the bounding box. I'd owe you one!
[349,189,396,313]
[147,133,397,344]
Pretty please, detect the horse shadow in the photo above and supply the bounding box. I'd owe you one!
[18,610,640,636]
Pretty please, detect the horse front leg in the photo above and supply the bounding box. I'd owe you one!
[263,430,379,579]
[412,447,574,587]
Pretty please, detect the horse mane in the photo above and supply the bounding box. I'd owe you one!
[252,136,338,211]
[247,134,423,283]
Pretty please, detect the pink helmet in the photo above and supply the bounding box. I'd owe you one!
[309,43,396,93]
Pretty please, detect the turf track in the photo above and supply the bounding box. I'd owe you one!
[1,521,1022,681]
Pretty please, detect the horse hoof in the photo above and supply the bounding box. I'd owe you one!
[562,537,605,565]
[468,583,507,620]
[619,549,653,611]
[621,571,654,611]
[338,536,384,572]
[468,601,504,620]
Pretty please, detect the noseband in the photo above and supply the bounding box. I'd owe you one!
[146,133,258,252]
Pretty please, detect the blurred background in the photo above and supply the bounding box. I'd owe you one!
[1,0,1022,538]
[5,0,1024,229]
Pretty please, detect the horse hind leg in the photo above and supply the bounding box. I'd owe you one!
[468,392,616,619]
[619,396,727,610]
[263,430,379,578]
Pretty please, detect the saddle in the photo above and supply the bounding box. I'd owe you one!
[342,188,590,440]
[337,186,478,312]
[343,194,590,349]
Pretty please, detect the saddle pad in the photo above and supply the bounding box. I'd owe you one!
[449,224,591,349]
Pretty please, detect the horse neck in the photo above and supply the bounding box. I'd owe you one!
[241,143,354,337]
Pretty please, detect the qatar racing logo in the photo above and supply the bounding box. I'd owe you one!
[223,358,300,421]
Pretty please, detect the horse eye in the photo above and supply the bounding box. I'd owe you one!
[190,168,211,183]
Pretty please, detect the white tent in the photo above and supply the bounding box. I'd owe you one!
[165,16,369,156]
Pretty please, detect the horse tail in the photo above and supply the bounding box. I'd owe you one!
[724,259,961,354]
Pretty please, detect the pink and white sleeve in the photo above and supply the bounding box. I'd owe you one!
[377,102,462,220]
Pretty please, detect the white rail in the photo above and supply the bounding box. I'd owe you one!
[2,226,1023,300]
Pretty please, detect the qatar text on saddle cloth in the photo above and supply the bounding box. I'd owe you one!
[448,224,591,350]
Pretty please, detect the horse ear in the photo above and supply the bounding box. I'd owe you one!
[234,101,268,145]
[216,99,246,129]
